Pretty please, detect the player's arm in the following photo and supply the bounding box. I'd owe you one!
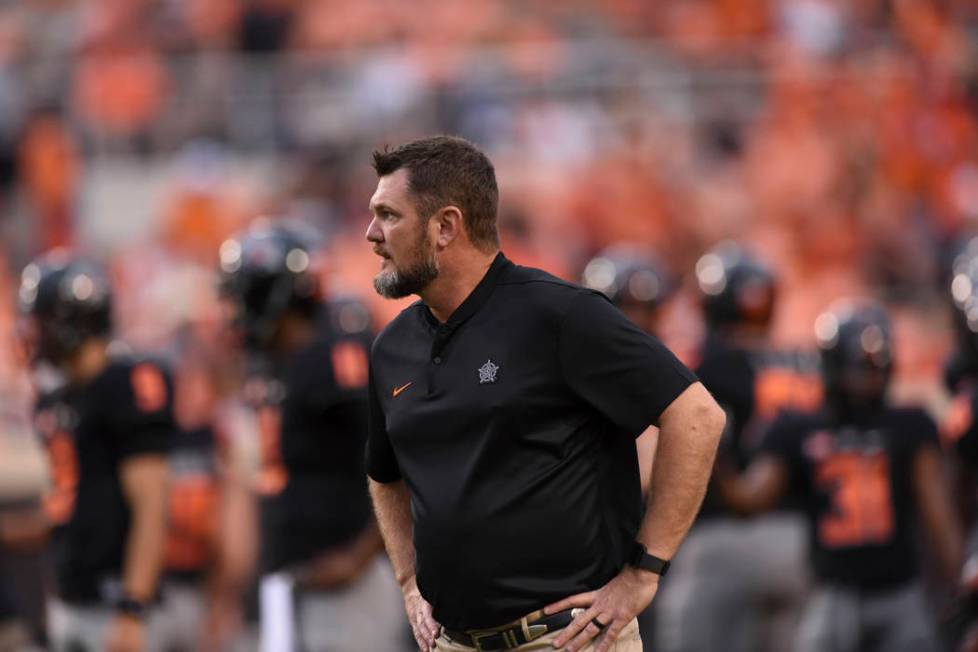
[119,454,168,604]
[295,521,385,589]
[108,362,175,652]
[108,454,167,652]
[714,454,789,516]
[913,442,963,583]
[204,427,257,649]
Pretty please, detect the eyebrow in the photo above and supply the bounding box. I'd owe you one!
[370,201,401,216]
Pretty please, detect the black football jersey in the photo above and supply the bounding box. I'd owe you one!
[33,356,174,603]
[941,347,978,469]
[251,298,374,573]
[761,407,938,589]
[942,386,978,467]
[695,334,822,518]
[944,350,978,396]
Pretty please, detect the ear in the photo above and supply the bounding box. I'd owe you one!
[432,206,464,249]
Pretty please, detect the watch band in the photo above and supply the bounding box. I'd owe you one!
[628,542,671,576]
[114,595,148,619]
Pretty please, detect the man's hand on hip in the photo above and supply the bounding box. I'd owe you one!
[543,566,659,652]
[402,575,441,651]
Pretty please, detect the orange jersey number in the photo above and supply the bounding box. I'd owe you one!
[331,341,368,390]
[815,452,895,549]
[44,432,79,525]
[754,368,823,422]
[131,363,168,413]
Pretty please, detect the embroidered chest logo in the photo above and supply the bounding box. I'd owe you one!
[478,359,499,384]
[392,382,413,397]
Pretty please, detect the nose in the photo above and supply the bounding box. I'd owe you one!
[365,217,383,243]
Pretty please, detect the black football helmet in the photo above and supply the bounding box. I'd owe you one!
[18,252,113,364]
[948,237,978,365]
[581,245,675,311]
[814,301,892,411]
[218,222,320,351]
[695,243,776,330]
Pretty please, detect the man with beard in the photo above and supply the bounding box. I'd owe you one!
[364,136,726,652]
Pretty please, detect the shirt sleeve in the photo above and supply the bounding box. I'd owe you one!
[365,362,402,483]
[116,361,174,458]
[558,290,697,436]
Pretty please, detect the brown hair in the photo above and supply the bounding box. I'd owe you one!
[372,135,499,251]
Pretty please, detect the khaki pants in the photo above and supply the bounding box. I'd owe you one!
[434,617,642,651]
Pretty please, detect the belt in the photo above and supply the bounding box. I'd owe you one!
[444,609,576,651]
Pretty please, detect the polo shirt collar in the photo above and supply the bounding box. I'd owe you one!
[422,252,511,330]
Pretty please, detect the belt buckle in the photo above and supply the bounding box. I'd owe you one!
[471,627,519,651]
[470,630,494,652]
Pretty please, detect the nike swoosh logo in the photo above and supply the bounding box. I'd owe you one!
[392,382,413,397]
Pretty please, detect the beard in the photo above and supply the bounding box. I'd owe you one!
[373,228,439,299]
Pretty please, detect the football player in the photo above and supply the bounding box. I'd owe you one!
[19,253,172,652]
[717,301,962,652]
[940,242,978,651]
[656,243,821,652]
[218,223,408,652]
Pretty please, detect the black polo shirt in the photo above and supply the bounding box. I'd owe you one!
[366,253,696,630]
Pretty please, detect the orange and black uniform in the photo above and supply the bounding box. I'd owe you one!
[942,352,978,467]
[33,357,174,604]
[696,334,822,518]
[761,407,938,589]
[251,299,374,574]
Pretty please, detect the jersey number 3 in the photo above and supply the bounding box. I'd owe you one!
[816,452,895,549]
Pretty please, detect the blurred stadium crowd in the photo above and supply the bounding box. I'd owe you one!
[1,0,978,650]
